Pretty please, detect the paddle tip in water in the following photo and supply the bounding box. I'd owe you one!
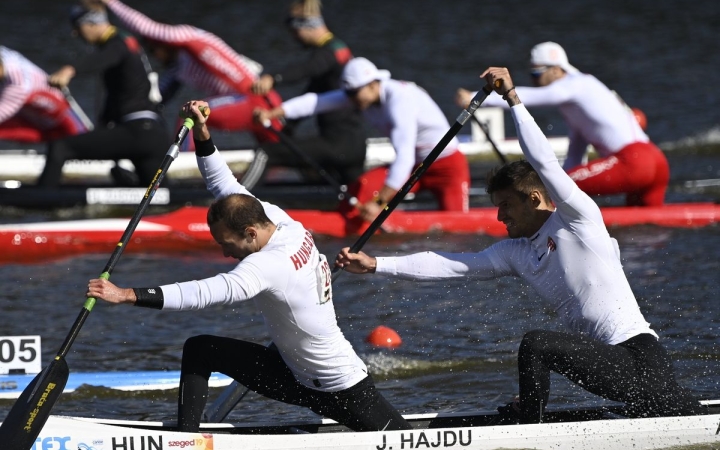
[366,325,402,348]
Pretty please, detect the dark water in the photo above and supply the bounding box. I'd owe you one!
[1,0,719,427]
[0,227,718,423]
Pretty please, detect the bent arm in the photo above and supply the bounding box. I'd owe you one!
[281,90,351,120]
[105,0,194,44]
[479,81,576,109]
[512,104,602,222]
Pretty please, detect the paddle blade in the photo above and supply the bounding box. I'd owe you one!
[0,358,69,450]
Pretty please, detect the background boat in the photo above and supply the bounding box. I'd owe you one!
[1,202,719,264]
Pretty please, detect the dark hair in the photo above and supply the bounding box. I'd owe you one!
[486,160,549,199]
[207,194,274,235]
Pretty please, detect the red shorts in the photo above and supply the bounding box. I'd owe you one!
[0,90,89,143]
[182,90,283,150]
[567,141,669,206]
[339,150,470,219]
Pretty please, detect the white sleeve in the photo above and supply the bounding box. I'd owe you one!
[383,93,419,190]
[281,90,353,120]
[160,259,268,310]
[511,104,602,223]
[481,82,576,109]
[375,250,508,280]
[197,149,293,224]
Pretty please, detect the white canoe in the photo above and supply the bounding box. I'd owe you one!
[24,400,720,450]
[0,109,570,183]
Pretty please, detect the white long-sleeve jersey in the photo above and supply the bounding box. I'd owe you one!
[281,79,459,190]
[375,105,656,346]
[480,73,648,170]
[158,149,368,391]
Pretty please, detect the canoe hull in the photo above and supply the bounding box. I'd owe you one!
[1,203,719,264]
[22,409,720,450]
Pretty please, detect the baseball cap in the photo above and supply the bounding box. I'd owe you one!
[70,5,108,27]
[530,42,579,74]
[341,57,391,90]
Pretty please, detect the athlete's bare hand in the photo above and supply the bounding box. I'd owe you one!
[455,88,473,108]
[48,66,75,88]
[480,67,516,98]
[87,278,136,304]
[334,247,377,274]
[251,74,274,95]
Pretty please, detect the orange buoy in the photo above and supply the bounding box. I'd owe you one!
[366,325,402,348]
[631,107,647,131]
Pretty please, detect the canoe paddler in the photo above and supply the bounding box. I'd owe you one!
[336,67,703,424]
[87,100,411,433]
[39,3,169,187]
[0,46,90,143]
[456,42,669,207]
[100,0,283,148]
[253,57,471,224]
[247,0,367,187]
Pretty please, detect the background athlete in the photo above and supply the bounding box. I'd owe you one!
[255,57,470,225]
[456,42,668,206]
[40,4,168,187]
[101,0,283,147]
[248,0,366,187]
[0,46,90,143]
[337,66,701,423]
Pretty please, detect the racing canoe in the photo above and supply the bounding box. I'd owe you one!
[12,400,720,450]
[0,203,719,264]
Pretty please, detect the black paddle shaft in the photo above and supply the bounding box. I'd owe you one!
[342,86,494,257]
[60,119,193,359]
[471,114,508,164]
[0,117,196,450]
[265,125,350,200]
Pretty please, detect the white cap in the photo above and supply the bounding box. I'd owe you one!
[530,42,579,74]
[341,57,391,90]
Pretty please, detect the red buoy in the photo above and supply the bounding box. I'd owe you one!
[631,107,647,131]
[366,326,402,348]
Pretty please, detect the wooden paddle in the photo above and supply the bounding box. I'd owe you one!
[0,109,208,449]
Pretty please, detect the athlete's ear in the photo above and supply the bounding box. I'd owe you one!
[529,190,544,208]
[244,227,258,241]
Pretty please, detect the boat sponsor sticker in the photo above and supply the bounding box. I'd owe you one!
[86,188,170,205]
[104,434,213,450]
[376,429,471,449]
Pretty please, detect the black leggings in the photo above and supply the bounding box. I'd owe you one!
[517,330,702,423]
[178,335,411,432]
[260,133,367,186]
[38,118,169,187]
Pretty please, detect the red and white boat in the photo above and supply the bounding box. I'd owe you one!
[1,203,718,264]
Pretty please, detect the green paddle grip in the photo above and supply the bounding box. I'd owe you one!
[83,271,110,311]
